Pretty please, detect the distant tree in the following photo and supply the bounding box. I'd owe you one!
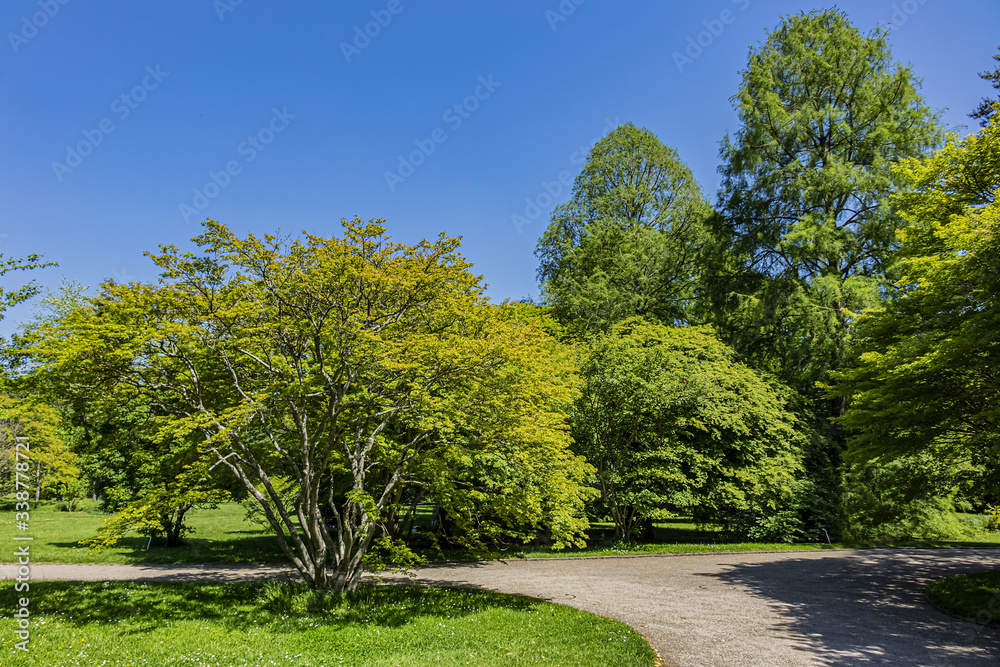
[572,318,807,542]
[971,46,1000,126]
[0,397,81,504]
[536,122,711,336]
[19,218,594,592]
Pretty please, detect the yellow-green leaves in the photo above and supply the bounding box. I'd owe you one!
[18,218,594,590]
[832,114,1000,488]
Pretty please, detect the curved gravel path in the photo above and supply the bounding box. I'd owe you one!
[5,548,1000,666]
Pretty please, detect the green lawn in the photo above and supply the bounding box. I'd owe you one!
[0,501,288,564]
[3,502,999,565]
[926,570,1000,625]
[0,581,657,666]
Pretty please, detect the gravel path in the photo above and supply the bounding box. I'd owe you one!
[5,548,1000,666]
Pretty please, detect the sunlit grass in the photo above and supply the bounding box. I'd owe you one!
[0,501,288,564]
[0,581,657,666]
[927,570,1000,624]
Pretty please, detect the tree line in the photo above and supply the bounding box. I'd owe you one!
[2,8,999,592]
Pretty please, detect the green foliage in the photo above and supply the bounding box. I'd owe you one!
[987,506,1000,531]
[81,461,229,548]
[536,122,711,335]
[572,318,807,541]
[830,113,1000,502]
[18,218,594,592]
[0,397,82,501]
[972,46,1000,125]
[711,8,942,393]
[241,474,297,532]
[0,253,55,323]
[706,8,943,541]
[841,456,978,542]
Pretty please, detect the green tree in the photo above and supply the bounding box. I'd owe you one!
[707,9,943,537]
[711,9,942,399]
[830,114,1000,506]
[573,318,807,541]
[0,397,81,504]
[0,253,55,323]
[972,46,1000,126]
[20,218,594,592]
[535,122,711,336]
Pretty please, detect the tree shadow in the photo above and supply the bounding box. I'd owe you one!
[702,548,1000,665]
[0,580,540,635]
[48,533,287,564]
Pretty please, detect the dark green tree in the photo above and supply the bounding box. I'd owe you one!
[572,318,808,541]
[536,122,711,336]
[711,9,942,401]
[971,46,1000,126]
[706,9,942,537]
[829,113,1000,530]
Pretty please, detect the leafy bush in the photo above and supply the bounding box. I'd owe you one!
[842,459,976,541]
[987,505,1000,531]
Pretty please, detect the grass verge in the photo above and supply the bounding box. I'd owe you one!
[926,570,1000,625]
[0,501,288,564]
[0,581,657,666]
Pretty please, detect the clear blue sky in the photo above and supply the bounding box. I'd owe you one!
[1,1,997,336]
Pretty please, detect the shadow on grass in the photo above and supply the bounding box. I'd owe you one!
[701,548,1000,666]
[0,580,539,635]
[49,533,288,564]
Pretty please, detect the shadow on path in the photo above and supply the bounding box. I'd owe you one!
[704,549,1000,665]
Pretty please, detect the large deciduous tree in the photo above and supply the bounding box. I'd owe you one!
[535,122,711,335]
[830,114,1000,505]
[19,218,593,592]
[710,9,941,400]
[572,318,808,542]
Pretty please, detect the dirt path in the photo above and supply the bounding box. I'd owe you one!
[5,548,1000,666]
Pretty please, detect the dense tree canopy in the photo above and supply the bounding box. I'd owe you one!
[536,122,711,335]
[572,318,807,541]
[830,114,1000,496]
[710,9,942,399]
[19,218,594,592]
